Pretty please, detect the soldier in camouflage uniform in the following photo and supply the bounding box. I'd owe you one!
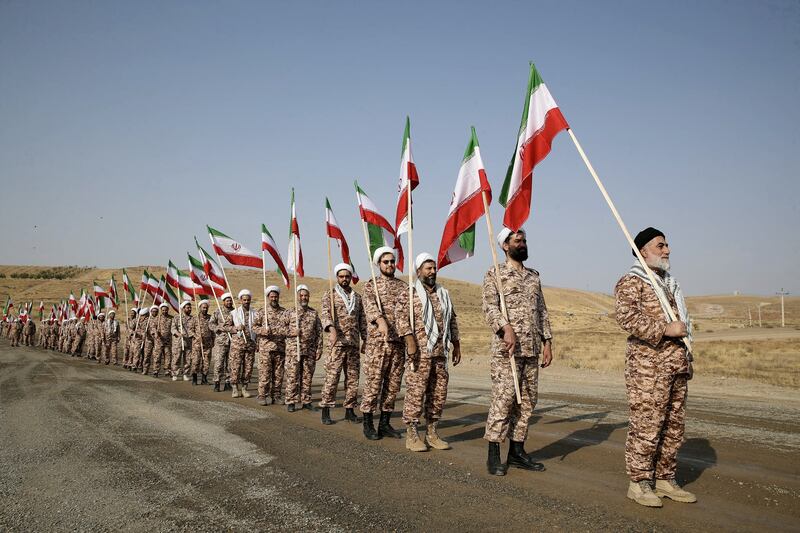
[171,301,193,381]
[190,300,214,385]
[93,313,107,364]
[11,318,23,347]
[319,263,367,425]
[209,293,234,392]
[223,289,257,398]
[129,309,149,370]
[360,246,417,441]
[401,253,461,452]
[141,306,159,375]
[253,286,290,405]
[104,309,120,364]
[482,228,551,476]
[86,317,97,359]
[615,227,696,507]
[23,317,35,346]
[150,303,172,377]
[123,308,137,368]
[284,285,323,411]
[71,316,88,356]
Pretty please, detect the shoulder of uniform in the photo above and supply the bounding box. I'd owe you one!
[525,266,540,276]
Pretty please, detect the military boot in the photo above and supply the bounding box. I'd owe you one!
[344,408,360,423]
[213,382,220,392]
[223,382,231,391]
[241,384,252,398]
[362,413,381,440]
[628,481,663,507]
[487,442,507,476]
[257,396,268,406]
[287,404,296,413]
[425,421,451,450]
[191,373,198,385]
[654,479,697,503]
[182,374,190,382]
[231,384,241,398]
[405,424,428,452]
[507,440,545,471]
[201,374,208,385]
[378,411,402,439]
[321,407,334,425]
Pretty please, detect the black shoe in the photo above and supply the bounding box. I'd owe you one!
[377,411,402,439]
[201,374,208,385]
[507,440,545,471]
[344,408,361,423]
[302,403,317,411]
[487,442,508,476]
[287,404,296,413]
[191,373,198,385]
[362,412,381,440]
[321,407,334,425]
[223,382,231,391]
[213,382,220,392]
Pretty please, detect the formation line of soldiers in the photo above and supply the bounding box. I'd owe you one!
[3,226,696,506]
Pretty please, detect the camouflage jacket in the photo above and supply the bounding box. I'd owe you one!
[193,313,214,345]
[363,276,412,343]
[614,274,689,375]
[320,289,367,348]
[400,284,460,359]
[285,306,324,359]
[171,314,194,341]
[156,314,172,342]
[105,319,120,341]
[209,307,232,347]
[482,262,552,358]
[252,306,291,353]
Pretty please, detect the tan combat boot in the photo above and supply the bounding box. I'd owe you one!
[425,421,451,450]
[231,384,241,398]
[405,424,428,452]
[241,384,252,398]
[654,479,697,503]
[627,480,663,508]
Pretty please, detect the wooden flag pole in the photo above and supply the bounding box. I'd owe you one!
[406,181,416,371]
[121,275,129,331]
[481,190,522,404]
[260,249,270,330]
[292,232,301,358]
[358,210,384,314]
[191,257,231,343]
[566,128,692,353]
[326,231,336,324]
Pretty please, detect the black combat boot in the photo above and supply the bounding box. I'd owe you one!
[378,411,403,439]
[302,403,317,411]
[287,404,296,413]
[362,412,381,440]
[344,408,360,423]
[487,442,507,476]
[223,382,231,391]
[201,374,208,385]
[191,373,198,386]
[213,381,220,392]
[321,407,334,425]
[507,440,545,471]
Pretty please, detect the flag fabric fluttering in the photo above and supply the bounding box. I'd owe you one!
[500,63,569,231]
[208,226,263,269]
[188,253,225,297]
[325,198,359,283]
[108,275,118,308]
[68,292,77,313]
[261,224,290,288]
[395,116,420,238]
[355,181,404,271]
[167,260,204,298]
[438,126,493,269]
[287,189,304,277]
[164,283,180,312]
[195,238,227,288]
[38,301,44,320]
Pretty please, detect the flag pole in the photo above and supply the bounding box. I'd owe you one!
[121,274,129,329]
[481,190,522,404]
[208,233,245,340]
[357,207,384,313]
[566,128,692,353]
[260,249,270,329]
[292,230,301,358]
[190,256,231,344]
[406,179,416,371]
[325,222,336,324]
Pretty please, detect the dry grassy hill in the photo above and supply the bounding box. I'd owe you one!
[2,265,797,387]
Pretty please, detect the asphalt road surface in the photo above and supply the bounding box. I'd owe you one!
[1,343,798,532]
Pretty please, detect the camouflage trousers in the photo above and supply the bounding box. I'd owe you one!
[171,338,192,377]
[257,350,285,401]
[190,336,213,375]
[319,345,360,409]
[625,366,688,482]
[141,338,158,373]
[285,353,316,406]
[359,341,405,414]
[92,337,103,359]
[484,356,539,443]
[23,334,32,346]
[211,341,230,384]
[70,336,85,356]
[229,339,255,386]
[101,340,119,364]
[10,333,20,347]
[402,356,449,426]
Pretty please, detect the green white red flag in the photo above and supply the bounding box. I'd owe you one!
[325,198,359,283]
[355,181,404,271]
[38,301,44,320]
[395,116,420,237]
[164,283,180,312]
[208,226,263,269]
[438,127,493,268]
[196,238,227,288]
[287,189,304,277]
[261,224,290,288]
[68,292,77,313]
[188,253,225,297]
[168,260,203,297]
[93,281,109,300]
[500,63,569,231]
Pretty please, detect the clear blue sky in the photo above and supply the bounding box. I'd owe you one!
[1,0,798,296]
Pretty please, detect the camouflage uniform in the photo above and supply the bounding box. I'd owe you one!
[223,307,257,387]
[152,313,172,374]
[190,311,214,376]
[123,314,138,366]
[141,315,159,374]
[284,307,323,406]
[319,289,367,409]
[209,307,232,386]
[104,316,120,364]
[615,274,690,482]
[401,285,459,426]
[94,320,107,363]
[11,321,22,347]
[131,315,151,369]
[482,263,552,443]
[23,320,35,346]
[360,276,412,415]
[170,314,193,378]
[252,306,290,402]
[71,321,87,356]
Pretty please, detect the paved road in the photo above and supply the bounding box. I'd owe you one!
[1,343,798,532]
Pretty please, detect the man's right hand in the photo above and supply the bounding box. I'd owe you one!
[501,325,517,354]
[328,328,338,346]
[664,320,688,338]
[376,317,389,339]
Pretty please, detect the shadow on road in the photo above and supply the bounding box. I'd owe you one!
[530,412,628,461]
[676,438,717,485]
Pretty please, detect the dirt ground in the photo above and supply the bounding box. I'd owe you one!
[1,341,798,532]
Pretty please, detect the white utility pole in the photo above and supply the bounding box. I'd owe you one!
[776,289,789,328]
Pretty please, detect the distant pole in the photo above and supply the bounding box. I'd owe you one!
[776,289,789,327]
[747,306,752,327]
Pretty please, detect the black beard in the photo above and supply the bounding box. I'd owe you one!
[422,275,437,287]
[508,247,528,261]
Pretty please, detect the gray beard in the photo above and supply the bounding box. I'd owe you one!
[647,257,670,272]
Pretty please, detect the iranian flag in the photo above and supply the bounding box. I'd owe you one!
[146,272,161,299]
[151,276,166,305]
[140,271,150,292]
[355,181,404,271]
[196,238,227,287]
[325,198,359,283]
[500,63,569,231]
[108,275,118,308]
[164,283,180,312]
[38,301,44,319]
[122,268,131,294]
[208,226,263,269]
[261,224,290,288]
[395,116,420,237]
[167,260,203,297]
[286,189,304,277]
[93,281,109,300]
[68,292,77,313]
[438,127,493,269]
[77,290,87,318]
[188,253,225,297]
[2,296,11,317]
